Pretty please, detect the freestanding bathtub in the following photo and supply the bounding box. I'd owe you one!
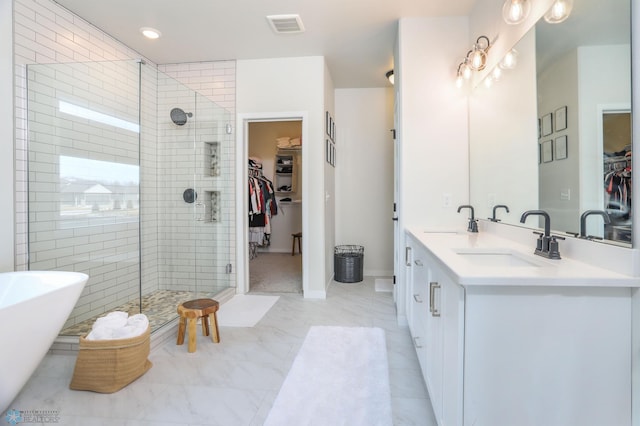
[0,271,88,412]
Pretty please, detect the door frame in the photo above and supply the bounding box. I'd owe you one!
[235,111,309,295]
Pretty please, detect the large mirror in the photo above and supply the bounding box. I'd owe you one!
[469,0,632,246]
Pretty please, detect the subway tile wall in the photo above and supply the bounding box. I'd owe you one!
[13,0,237,329]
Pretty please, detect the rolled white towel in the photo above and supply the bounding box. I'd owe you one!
[86,327,114,340]
[85,312,149,340]
[127,313,149,330]
[92,311,128,330]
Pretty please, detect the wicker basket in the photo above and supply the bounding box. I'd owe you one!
[69,326,152,393]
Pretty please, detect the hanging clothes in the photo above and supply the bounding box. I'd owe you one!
[248,159,277,250]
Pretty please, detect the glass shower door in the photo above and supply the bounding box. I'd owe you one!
[155,71,235,328]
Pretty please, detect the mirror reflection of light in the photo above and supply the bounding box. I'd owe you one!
[544,0,573,24]
[492,67,503,81]
[58,101,140,133]
[500,49,518,70]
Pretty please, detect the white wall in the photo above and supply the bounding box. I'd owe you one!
[398,17,470,230]
[323,62,336,285]
[395,16,470,322]
[335,88,394,277]
[236,56,327,297]
[0,0,14,272]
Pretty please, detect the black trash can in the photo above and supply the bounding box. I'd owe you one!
[334,245,364,283]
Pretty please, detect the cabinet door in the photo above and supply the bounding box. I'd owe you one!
[424,263,443,424]
[409,241,429,370]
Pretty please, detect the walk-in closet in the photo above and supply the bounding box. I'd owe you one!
[247,121,303,293]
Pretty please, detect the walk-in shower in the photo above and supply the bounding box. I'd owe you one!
[26,60,236,336]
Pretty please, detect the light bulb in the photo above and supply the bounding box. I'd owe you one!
[484,76,494,88]
[470,49,486,70]
[544,0,573,24]
[455,74,464,89]
[462,63,472,80]
[502,0,531,25]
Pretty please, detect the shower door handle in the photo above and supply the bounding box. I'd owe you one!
[195,202,206,221]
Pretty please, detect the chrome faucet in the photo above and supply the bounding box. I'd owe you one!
[520,210,563,259]
[457,205,478,233]
[489,205,509,222]
[579,210,611,239]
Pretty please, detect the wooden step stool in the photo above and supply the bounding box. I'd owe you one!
[291,232,302,256]
[177,298,220,353]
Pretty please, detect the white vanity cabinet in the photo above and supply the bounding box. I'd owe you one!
[404,230,633,426]
[405,233,463,426]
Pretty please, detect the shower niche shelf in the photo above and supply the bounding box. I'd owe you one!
[196,190,220,223]
[204,142,220,177]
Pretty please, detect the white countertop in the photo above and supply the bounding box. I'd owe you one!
[407,227,640,287]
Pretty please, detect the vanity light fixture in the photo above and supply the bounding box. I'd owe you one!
[467,36,491,71]
[544,0,573,24]
[502,0,531,25]
[386,70,394,85]
[140,27,161,39]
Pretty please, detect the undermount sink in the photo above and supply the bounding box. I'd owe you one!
[454,248,541,267]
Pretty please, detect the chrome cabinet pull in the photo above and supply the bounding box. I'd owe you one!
[405,246,412,266]
[429,281,441,317]
[413,294,423,303]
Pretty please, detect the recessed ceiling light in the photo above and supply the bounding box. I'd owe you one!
[140,27,161,39]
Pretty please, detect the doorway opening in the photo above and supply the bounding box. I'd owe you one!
[236,113,309,296]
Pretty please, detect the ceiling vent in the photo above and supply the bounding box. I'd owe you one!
[266,14,305,34]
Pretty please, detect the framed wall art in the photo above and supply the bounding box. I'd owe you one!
[541,113,553,137]
[541,140,553,163]
[555,106,567,131]
[555,135,567,160]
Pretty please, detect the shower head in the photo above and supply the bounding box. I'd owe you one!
[170,107,193,126]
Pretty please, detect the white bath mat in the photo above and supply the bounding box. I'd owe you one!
[375,278,393,292]
[216,294,279,327]
[264,326,393,426]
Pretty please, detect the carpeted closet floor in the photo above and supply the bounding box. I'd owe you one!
[250,252,303,293]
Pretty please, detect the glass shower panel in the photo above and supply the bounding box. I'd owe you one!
[27,60,142,335]
[193,92,234,296]
[156,71,235,309]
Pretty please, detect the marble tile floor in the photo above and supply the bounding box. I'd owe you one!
[7,277,437,426]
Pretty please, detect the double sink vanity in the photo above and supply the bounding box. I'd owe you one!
[404,219,638,426]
